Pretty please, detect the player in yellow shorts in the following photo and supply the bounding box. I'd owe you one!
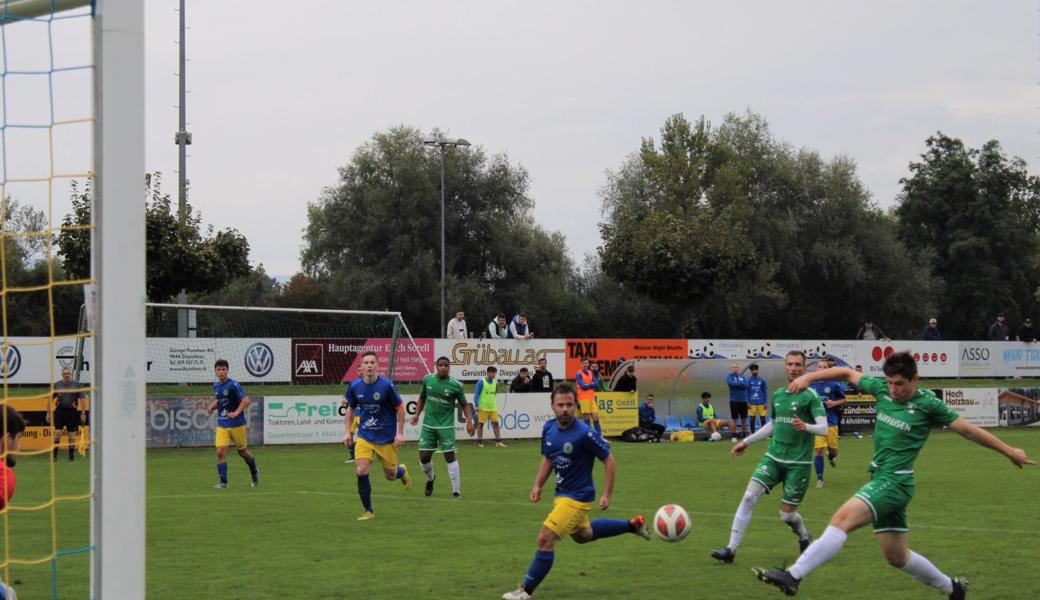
[474,366,506,447]
[575,358,602,434]
[208,359,259,489]
[809,359,845,487]
[341,366,363,463]
[502,384,650,600]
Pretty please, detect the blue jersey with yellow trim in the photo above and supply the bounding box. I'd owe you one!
[748,376,769,405]
[346,376,403,445]
[213,378,248,428]
[810,380,846,426]
[541,419,610,503]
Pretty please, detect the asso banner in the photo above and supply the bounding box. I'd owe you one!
[433,339,566,382]
[291,338,434,384]
[935,388,999,428]
[7,395,91,451]
[146,338,291,383]
[263,393,557,445]
[146,397,265,448]
[840,394,876,435]
[567,339,686,380]
[590,392,638,436]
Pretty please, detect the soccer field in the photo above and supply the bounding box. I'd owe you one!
[6,429,1039,598]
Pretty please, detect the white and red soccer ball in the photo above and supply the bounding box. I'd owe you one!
[653,504,692,542]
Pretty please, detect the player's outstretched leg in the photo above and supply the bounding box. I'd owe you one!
[573,516,650,543]
[239,449,259,487]
[504,528,558,600]
[712,480,765,563]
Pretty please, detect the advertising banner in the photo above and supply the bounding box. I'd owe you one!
[0,337,95,385]
[435,339,566,382]
[291,338,434,384]
[988,343,1040,377]
[854,341,958,378]
[936,388,999,428]
[840,394,876,435]
[593,392,639,436]
[146,396,264,448]
[686,340,854,364]
[568,339,686,380]
[146,338,291,383]
[7,395,91,451]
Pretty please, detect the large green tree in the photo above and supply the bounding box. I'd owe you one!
[896,133,1040,339]
[302,126,582,337]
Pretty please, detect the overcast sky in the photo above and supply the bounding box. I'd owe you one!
[141,1,1038,277]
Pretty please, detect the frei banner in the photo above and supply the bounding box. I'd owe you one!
[567,339,687,380]
[146,397,265,448]
[291,338,435,384]
[434,339,567,382]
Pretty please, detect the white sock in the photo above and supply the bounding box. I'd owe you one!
[901,551,953,594]
[727,486,762,551]
[447,460,461,493]
[780,510,810,540]
[789,526,847,580]
[420,461,436,481]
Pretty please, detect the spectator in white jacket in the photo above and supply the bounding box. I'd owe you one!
[446,310,468,339]
[487,313,509,339]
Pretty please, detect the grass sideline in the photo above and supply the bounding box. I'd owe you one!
[4,429,1038,598]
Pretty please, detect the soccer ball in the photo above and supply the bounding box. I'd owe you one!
[653,504,692,542]
[709,432,722,442]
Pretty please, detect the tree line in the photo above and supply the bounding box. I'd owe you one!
[30,111,1040,340]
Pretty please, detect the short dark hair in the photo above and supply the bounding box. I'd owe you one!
[3,406,25,438]
[785,350,806,363]
[519,367,529,374]
[749,363,759,370]
[486,366,497,374]
[700,391,711,399]
[360,351,378,361]
[882,351,918,380]
[497,313,506,319]
[626,365,634,373]
[214,359,229,369]
[551,383,576,403]
[646,393,655,399]
[435,356,450,365]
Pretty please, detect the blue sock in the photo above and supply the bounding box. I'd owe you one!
[217,463,228,484]
[590,519,631,540]
[357,474,372,512]
[522,550,554,594]
[396,465,405,480]
[594,421,602,434]
[814,455,824,480]
[245,457,258,476]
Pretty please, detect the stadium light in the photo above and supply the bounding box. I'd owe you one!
[423,133,471,337]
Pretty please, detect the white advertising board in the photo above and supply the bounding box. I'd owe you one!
[434,339,567,382]
[938,388,999,428]
[145,338,292,383]
[0,337,95,385]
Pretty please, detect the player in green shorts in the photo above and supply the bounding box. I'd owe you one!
[410,356,475,498]
[711,350,828,564]
[755,351,1034,599]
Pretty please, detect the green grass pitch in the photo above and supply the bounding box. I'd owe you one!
[3,429,1038,598]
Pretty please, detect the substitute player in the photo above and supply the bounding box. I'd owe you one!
[49,367,88,462]
[747,363,769,434]
[207,359,259,489]
[474,366,506,448]
[575,358,602,433]
[410,356,474,497]
[809,359,845,487]
[343,351,411,520]
[754,351,1034,598]
[502,384,650,600]
[711,350,827,564]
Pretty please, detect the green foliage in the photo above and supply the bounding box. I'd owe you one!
[302,126,582,337]
[896,133,1040,339]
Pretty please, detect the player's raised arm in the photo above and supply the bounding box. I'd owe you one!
[788,367,861,393]
[947,417,1036,468]
[530,456,552,502]
[598,454,616,510]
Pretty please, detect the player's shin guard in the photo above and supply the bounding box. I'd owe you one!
[245,457,258,477]
[420,461,436,481]
[522,550,554,594]
[789,525,847,580]
[446,460,461,494]
[780,510,810,540]
[814,455,825,480]
[727,485,762,551]
[589,519,631,540]
[357,474,373,513]
[217,463,228,484]
[900,551,954,595]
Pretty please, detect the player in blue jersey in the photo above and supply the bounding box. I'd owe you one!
[207,359,259,489]
[809,358,846,487]
[502,384,651,600]
[343,351,411,521]
[747,363,769,434]
[727,363,751,440]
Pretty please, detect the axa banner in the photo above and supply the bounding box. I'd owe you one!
[291,338,434,384]
[568,339,686,380]
[935,388,999,428]
[263,393,556,445]
[435,339,566,382]
[855,341,958,377]
[146,396,265,448]
[146,338,291,383]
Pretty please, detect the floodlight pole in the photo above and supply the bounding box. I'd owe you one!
[422,133,471,336]
[175,0,192,337]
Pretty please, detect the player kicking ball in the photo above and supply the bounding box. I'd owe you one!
[502,384,650,600]
[754,351,1034,598]
[410,356,475,498]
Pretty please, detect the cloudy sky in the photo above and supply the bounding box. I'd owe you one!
[140,1,1037,277]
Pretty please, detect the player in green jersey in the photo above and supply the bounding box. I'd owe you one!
[711,350,829,564]
[410,356,475,498]
[755,351,1034,598]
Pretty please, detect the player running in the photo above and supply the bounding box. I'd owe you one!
[410,356,475,498]
[809,358,845,487]
[501,384,651,600]
[754,351,1034,598]
[207,359,260,489]
[711,350,827,564]
[343,351,411,521]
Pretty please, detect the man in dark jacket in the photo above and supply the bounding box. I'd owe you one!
[613,365,637,392]
[509,368,533,393]
[638,394,665,442]
[530,358,554,393]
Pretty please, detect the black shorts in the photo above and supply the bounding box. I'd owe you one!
[729,401,748,419]
[54,410,81,432]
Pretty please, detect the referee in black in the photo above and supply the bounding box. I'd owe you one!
[49,367,88,461]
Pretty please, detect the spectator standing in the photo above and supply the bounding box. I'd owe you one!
[487,314,509,339]
[509,368,533,393]
[1017,317,1036,342]
[921,318,942,341]
[638,394,665,442]
[855,320,889,341]
[589,362,609,391]
[726,363,750,442]
[531,358,555,393]
[446,310,468,339]
[613,364,637,392]
[508,313,534,339]
[988,311,1011,341]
